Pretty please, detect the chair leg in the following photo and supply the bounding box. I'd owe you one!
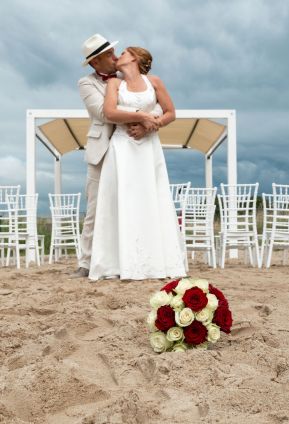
[220,235,226,269]
[211,243,217,268]
[0,247,4,266]
[247,244,253,266]
[15,244,20,269]
[25,244,29,268]
[254,238,261,268]
[41,238,45,264]
[260,234,266,267]
[49,237,54,264]
[266,236,274,268]
[35,236,40,266]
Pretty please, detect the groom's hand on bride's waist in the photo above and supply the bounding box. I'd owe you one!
[127,123,147,140]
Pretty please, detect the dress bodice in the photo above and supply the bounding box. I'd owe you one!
[117,75,157,113]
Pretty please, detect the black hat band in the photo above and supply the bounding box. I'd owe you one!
[86,41,111,60]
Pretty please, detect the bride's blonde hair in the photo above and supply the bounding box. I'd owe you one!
[127,47,152,74]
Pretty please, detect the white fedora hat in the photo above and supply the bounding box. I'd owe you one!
[82,34,118,66]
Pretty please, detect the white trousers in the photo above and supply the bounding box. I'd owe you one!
[78,159,104,270]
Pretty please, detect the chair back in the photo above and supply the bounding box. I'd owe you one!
[219,183,259,233]
[6,194,39,234]
[185,187,217,248]
[186,187,217,209]
[271,184,289,235]
[272,183,289,197]
[169,182,191,232]
[49,193,81,236]
[0,185,20,204]
[0,186,20,235]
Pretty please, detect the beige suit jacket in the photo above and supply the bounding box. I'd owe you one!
[78,72,163,165]
[78,72,113,165]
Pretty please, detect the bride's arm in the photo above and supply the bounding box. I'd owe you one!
[104,79,156,125]
[147,76,176,127]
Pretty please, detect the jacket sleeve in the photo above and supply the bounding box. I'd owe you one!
[78,78,109,123]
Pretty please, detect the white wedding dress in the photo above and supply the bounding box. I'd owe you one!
[89,75,187,280]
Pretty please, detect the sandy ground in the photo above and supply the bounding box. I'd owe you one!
[1,254,289,424]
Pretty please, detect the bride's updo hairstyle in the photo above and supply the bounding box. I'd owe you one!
[127,47,152,74]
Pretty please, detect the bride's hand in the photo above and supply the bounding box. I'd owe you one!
[140,113,160,132]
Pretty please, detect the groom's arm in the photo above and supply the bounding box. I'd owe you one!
[78,78,109,123]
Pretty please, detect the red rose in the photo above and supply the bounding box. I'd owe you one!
[213,306,233,334]
[161,279,180,294]
[182,287,208,312]
[209,284,228,308]
[184,321,208,345]
[155,305,176,331]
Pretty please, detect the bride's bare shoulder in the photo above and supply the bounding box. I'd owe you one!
[147,75,163,88]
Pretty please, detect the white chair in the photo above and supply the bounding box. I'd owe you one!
[218,183,260,268]
[273,183,289,197]
[185,187,217,268]
[169,182,191,234]
[49,193,81,264]
[0,186,21,268]
[6,194,41,267]
[263,186,289,268]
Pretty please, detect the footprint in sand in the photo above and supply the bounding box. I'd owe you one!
[257,304,274,317]
[65,336,119,387]
[136,357,157,381]
[230,322,255,339]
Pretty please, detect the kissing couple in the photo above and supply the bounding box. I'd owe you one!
[72,33,187,281]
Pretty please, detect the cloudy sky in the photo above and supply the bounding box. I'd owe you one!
[0,0,289,214]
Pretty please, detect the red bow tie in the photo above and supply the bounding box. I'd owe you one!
[96,71,117,82]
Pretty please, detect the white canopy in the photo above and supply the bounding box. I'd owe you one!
[37,116,226,156]
[26,109,237,262]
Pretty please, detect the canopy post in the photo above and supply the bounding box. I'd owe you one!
[54,154,62,194]
[205,155,213,188]
[227,110,237,186]
[227,110,238,258]
[26,110,37,264]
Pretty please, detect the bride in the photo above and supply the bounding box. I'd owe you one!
[89,46,187,280]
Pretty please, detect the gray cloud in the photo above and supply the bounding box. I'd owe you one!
[0,0,289,215]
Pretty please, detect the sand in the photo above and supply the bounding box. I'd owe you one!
[1,255,289,424]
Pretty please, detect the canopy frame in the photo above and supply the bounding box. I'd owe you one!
[26,109,237,262]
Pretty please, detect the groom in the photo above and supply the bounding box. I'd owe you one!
[73,34,161,278]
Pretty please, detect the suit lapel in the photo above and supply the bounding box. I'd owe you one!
[90,73,106,96]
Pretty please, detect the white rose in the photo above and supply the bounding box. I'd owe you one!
[172,342,188,352]
[147,310,157,332]
[195,307,213,324]
[150,291,173,309]
[206,293,219,311]
[175,308,194,327]
[190,278,209,293]
[195,342,209,349]
[174,278,194,295]
[166,326,184,342]
[170,294,185,311]
[150,331,173,353]
[206,324,221,343]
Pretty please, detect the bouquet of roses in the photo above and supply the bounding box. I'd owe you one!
[147,277,232,353]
